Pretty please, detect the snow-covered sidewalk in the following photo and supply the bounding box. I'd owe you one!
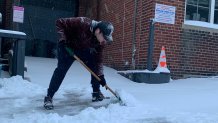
[0,56,218,123]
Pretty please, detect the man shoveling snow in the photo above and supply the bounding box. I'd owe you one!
[44,17,114,110]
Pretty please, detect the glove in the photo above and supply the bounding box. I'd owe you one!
[98,75,106,87]
[65,47,74,56]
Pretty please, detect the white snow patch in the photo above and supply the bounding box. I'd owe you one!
[0,56,218,123]
[115,89,139,106]
[0,76,45,98]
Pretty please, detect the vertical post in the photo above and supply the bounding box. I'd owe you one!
[12,0,25,78]
[131,0,138,70]
[147,18,155,71]
[12,39,25,77]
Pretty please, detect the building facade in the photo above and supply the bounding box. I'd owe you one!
[1,0,218,79]
[79,0,218,79]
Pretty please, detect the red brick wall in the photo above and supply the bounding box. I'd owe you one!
[5,0,13,29]
[79,0,98,19]
[100,0,187,79]
[79,0,218,79]
[79,0,141,69]
[139,0,155,69]
[152,0,185,78]
[78,0,185,78]
[2,0,18,29]
[98,0,145,70]
[180,29,218,78]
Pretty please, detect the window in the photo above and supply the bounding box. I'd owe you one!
[0,13,2,23]
[215,1,218,24]
[185,0,218,26]
[186,0,210,22]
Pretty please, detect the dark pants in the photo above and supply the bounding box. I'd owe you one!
[47,42,100,98]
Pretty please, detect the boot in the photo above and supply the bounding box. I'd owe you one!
[44,96,54,110]
[92,91,104,102]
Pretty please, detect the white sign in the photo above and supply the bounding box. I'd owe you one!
[155,3,176,24]
[13,6,24,23]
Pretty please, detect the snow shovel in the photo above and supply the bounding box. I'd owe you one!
[65,47,123,104]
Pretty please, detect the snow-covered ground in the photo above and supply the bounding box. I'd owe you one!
[0,56,218,123]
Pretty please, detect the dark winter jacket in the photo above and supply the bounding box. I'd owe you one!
[55,17,104,76]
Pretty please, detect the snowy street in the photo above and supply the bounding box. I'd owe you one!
[0,56,218,123]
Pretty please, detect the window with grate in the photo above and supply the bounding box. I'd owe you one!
[186,0,210,22]
[185,0,218,25]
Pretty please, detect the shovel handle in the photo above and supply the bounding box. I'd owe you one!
[105,85,119,98]
[73,55,101,81]
[73,55,118,98]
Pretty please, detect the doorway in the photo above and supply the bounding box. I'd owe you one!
[20,0,79,58]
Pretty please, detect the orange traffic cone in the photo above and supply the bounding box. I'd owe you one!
[158,46,167,68]
[155,46,170,73]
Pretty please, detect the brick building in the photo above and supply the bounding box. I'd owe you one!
[1,0,218,79]
[79,0,218,79]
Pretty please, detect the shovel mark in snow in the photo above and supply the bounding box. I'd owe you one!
[133,117,172,123]
[36,92,119,116]
[115,89,139,106]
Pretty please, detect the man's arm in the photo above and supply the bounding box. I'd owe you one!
[94,46,108,87]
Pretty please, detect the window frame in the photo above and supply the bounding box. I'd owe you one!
[0,13,2,23]
[184,0,218,29]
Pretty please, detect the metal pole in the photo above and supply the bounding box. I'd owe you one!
[147,18,155,71]
[131,0,138,69]
[13,39,25,77]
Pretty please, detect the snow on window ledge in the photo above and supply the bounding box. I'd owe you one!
[184,20,218,30]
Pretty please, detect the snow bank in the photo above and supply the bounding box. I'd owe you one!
[115,89,139,106]
[0,76,45,98]
[2,104,218,123]
[1,57,218,123]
